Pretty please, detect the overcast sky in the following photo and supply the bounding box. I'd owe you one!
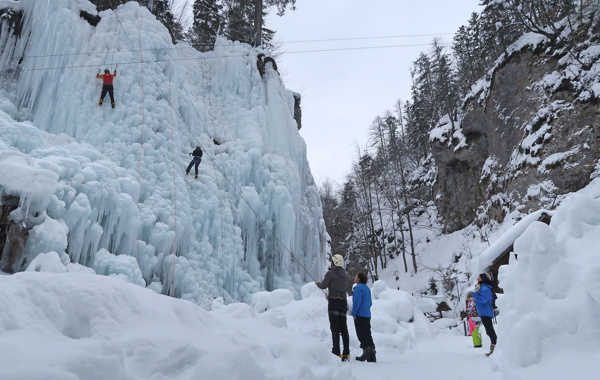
[264,0,483,189]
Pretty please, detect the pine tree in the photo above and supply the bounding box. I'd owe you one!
[405,53,436,163]
[223,0,279,48]
[189,0,223,51]
[149,0,184,44]
[501,0,576,39]
[430,39,458,129]
[225,0,251,44]
[479,0,522,61]
[453,13,486,96]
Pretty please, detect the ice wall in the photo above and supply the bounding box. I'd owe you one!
[0,0,326,307]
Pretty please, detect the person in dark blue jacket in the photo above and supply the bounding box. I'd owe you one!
[186,146,203,178]
[352,272,376,362]
[469,273,497,356]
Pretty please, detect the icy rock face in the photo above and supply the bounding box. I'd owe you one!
[430,26,600,232]
[0,0,326,308]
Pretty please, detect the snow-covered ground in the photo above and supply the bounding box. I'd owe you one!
[0,1,598,379]
[2,176,599,379]
[0,270,500,380]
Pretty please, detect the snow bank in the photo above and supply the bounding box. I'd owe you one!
[0,272,349,380]
[476,209,553,273]
[252,288,295,312]
[496,179,600,379]
[0,272,434,379]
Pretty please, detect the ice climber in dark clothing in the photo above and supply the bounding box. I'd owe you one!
[315,254,351,362]
[186,145,203,178]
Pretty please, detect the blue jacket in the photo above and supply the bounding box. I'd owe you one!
[352,283,372,318]
[472,284,494,317]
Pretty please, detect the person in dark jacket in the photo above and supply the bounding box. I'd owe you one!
[352,272,376,362]
[96,68,117,108]
[468,273,497,356]
[315,254,350,361]
[186,145,203,178]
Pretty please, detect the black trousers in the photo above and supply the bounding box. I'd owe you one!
[354,316,374,349]
[480,316,497,345]
[328,298,349,355]
[186,157,201,175]
[100,84,114,104]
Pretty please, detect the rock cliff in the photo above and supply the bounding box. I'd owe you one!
[431,15,600,232]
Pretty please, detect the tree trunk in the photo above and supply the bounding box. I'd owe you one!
[254,0,262,47]
[405,208,418,273]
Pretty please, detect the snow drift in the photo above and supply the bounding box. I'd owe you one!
[494,178,600,379]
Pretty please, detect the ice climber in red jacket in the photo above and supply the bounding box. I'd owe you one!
[96,68,116,108]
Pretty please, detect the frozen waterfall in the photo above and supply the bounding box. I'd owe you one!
[0,0,327,308]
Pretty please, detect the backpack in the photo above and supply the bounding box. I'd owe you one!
[490,288,499,317]
[466,297,478,318]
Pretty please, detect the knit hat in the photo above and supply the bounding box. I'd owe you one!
[331,254,344,267]
[479,273,492,284]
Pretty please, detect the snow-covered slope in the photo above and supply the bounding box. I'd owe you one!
[377,177,600,379]
[2,174,599,380]
[0,272,348,380]
[0,0,326,307]
[496,179,600,379]
[0,269,440,380]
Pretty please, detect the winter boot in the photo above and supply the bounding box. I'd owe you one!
[195,174,198,178]
[99,98,103,107]
[472,326,482,347]
[111,102,115,109]
[367,347,376,363]
[341,355,350,362]
[186,171,189,175]
[355,349,368,362]
[485,344,496,357]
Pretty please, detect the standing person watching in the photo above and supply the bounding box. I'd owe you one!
[352,272,376,362]
[315,254,351,362]
[468,273,497,356]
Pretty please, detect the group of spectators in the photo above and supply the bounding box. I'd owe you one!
[315,255,499,362]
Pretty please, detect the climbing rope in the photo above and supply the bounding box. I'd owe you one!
[111,25,120,68]
[198,54,227,299]
[158,23,179,298]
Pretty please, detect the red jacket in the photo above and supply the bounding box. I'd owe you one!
[96,71,116,85]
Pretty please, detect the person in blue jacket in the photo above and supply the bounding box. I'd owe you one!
[352,272,376,362]
[468,273,497,356]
